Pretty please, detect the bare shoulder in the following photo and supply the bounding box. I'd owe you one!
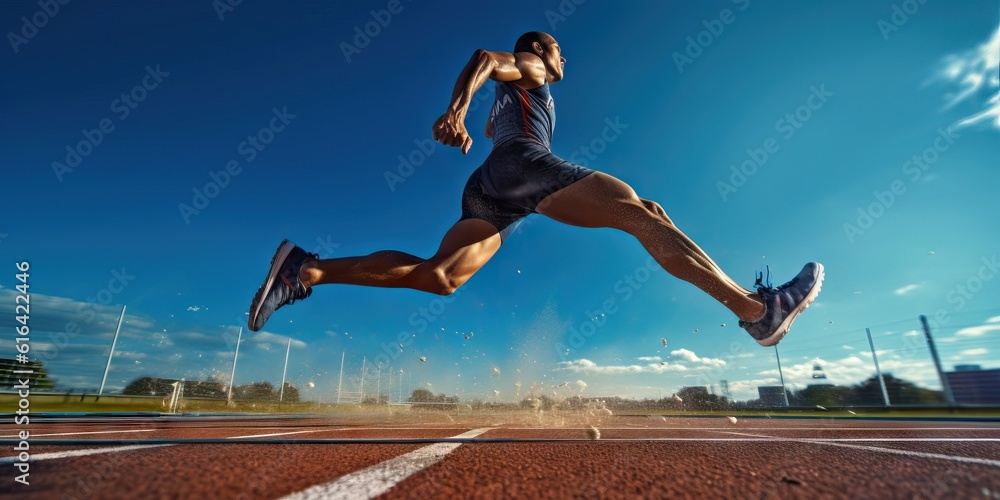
[510,51,547,89]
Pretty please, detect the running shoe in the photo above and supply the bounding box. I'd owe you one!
[739,262,825,347]
[248,240,317,332]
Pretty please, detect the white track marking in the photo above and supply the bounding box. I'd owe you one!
[227,430,328,439]
[0,429,157,438]
[281,428,492,500]
[0,429,330,463]
[720,431,1000,467]
[0,445,170,464]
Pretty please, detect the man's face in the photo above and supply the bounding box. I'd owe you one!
[541,39,566,82]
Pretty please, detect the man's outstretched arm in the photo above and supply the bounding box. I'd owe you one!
[433,50,521,154]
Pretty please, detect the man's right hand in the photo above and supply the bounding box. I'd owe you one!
[432,112,473,154]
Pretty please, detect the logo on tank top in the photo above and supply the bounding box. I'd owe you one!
[492,94,513,116]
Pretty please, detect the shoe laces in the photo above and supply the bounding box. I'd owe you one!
[753,266,774,295]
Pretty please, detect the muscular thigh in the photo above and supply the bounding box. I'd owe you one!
[535,171,652,230]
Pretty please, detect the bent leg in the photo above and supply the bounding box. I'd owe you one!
[299,219,502,295]
[535,172,764,322]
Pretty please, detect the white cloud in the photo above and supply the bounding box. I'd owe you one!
[958,348,988,357]
[637,356,662,362]
[955,324,1000,337]
[556,359,688,375]
[894,284,920,295]
[841,345,854,350]
[987,316,1000,324]
[903,330,921,337]
[670,348,727,367]
[933,26,1000,130]
[250,330,307,348]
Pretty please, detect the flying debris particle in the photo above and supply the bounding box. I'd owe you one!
[816,405,827,411]
[829,321,834,324]
[399,344,403,351]
[307,381,315,388]
[419,356,426,362]
[493,389,500,397]
[727,416,738,424]
[693,329,699,333]
[492,367,501,376]
[720,323,726,327]
[558,382,569,387]
[517,269,521,274]
[661,337,667,347]
[660,361,667,365]
[848,410,857,415]
[516,369,521,374]
[854,291,862,295]
[587,426,601,440]
[134,360,141,365]
[672,394,683,403]
[927,251,936,255]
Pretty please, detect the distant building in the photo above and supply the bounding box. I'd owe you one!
[810,362,833,387]
[946,366,1000,405]
[758,386,787,406]
[954,364,982,372]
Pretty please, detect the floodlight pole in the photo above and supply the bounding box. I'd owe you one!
[920,315,956,406]
[774,345,790,407]
[866,328,891,406]
[227,327,243,404]
[98,305,127,398]
[337,351,345,404]
[359,356,366,402]
[376,362,382,404]
[279,337,291,402]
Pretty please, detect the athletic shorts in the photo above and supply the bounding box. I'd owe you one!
[460,139,595,240]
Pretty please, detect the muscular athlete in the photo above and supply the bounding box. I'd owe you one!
[248,32,824,347]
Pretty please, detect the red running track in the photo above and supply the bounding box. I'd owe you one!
[1,414,998,499]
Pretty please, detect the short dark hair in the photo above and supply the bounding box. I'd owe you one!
[514,31,552,54]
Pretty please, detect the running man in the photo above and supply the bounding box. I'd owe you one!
[248,32,824,347]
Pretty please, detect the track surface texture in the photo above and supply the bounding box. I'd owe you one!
[1,413,998,499]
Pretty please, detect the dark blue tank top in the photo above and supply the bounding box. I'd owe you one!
[489,81,555,149]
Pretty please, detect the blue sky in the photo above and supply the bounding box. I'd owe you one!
[2,0,998,402]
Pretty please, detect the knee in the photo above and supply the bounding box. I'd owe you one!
[640,199,671,223]
[417,265,463,296]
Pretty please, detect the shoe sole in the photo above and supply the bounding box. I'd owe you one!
[756,263,825,347]
[248,240,295,332]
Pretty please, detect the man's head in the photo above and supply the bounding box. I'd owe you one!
[514,31,565,83]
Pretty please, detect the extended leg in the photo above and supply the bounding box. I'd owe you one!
[535,172,765,322]
[299,218,502,295]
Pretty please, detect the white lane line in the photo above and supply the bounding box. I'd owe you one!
[719,431,1000,467]
[227,430,329,439]
[0,444,171,464]
[0,429,158,438]
[281,428,492,500]
[0,429,330,464]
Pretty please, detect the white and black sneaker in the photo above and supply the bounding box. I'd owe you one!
[248,240,317,332]
[739,262,824,347]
